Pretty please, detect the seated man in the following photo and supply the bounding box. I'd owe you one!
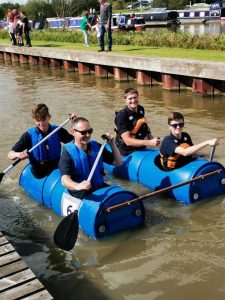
[115,88,160,156]
[160,111,219,171]
[8,104,74,178]
[59,117,122,196]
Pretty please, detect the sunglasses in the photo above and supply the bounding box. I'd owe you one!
[170,123,184,129]
[73,128,93,135]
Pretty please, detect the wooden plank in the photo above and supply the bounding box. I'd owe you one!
[0,252,20,266]
[0,278,45,300]
[0,260,28,279]
[0,232,53,299]
[0,243,15,256]
[0,236,9,246]
[0,268,36,291]
[21,289,53,300]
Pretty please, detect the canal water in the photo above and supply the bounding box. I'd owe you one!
[1,61,225,300]
[179,20,225,35]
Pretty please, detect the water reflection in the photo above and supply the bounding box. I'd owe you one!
[1,61,225,299]
[146,21,225,35]
[179,20,225,35]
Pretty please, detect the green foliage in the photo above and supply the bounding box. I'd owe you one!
[112,1,125,10]
[151,0,186,9]
[0,0,99,20]
[20,0,53,19]
[0,27,224,51]
[0,2,19,19]
[110,30,225,51]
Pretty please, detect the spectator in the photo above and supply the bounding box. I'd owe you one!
[20,11,32,47]
[98,0,112,52]
[80,10,92,47]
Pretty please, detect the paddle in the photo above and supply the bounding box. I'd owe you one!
[104,168,223,213]
[0,118,70,183]
[53,138,108,251]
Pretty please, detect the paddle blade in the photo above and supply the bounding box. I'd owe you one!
[0,173,4,183]
[53,211,79,251]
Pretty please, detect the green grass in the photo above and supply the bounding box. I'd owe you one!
[1,38,224,62]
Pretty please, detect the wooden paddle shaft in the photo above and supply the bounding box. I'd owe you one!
[104,168,223,213]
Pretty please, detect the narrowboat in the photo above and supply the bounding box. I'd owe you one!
[177,1,225,23]
[19,164,145,239]
[103,148,225,205]
[112,9,179,30]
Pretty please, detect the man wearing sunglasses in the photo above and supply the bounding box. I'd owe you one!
[115,88,160,156]
[160,112,219,171]
[59,117,122,196]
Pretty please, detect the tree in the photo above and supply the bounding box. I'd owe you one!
[0,2,20,20]
[23,0,53,19]
[51,0,99,18]
[151,0,186,9]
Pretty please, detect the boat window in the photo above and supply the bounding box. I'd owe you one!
[211,3,220,9]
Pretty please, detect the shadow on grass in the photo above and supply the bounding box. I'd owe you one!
[35,43,65,48]
[123,47,158,51]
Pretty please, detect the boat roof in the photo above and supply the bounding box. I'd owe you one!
[147,8,167,13]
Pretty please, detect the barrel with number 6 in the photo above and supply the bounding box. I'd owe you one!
[19,164,145,239]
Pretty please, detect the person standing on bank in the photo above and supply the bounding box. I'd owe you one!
[98,0,112,52]
[160,111,220,171]
[6,9,17,46]
[8,104,75,178]
[80,10,92,47]
[115,88,160,156]
[59,117,122,196]
[20,11,32,47]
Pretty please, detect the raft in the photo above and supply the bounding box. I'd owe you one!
[103,148,225,205]
[19,164,145,239]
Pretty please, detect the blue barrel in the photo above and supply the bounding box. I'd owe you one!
[138,152,225,204]
[104,149,225,205]
[79,185,145,239]
[19,164,145,239]
[104,146,156,181]
[19,164,46,204]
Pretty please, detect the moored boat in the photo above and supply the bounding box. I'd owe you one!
[103,148,225,205]
[19,164,145,239]
[177,1,225,23]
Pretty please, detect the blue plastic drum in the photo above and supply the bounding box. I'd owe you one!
[79,185,145,239]
[19,164,145,239]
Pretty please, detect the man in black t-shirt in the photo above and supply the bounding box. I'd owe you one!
[20,11,32,47]
[160,112,220,170]
[115,88,160,156]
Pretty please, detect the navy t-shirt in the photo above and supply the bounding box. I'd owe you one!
[160,132,194,169]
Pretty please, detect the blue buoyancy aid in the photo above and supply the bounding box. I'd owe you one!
[28,125,61,162]
[64,140,104,190]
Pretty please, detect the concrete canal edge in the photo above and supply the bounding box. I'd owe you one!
[0,44,225,96]
[0,231,53,299]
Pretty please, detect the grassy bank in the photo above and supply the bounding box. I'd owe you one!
[0,29,225,62]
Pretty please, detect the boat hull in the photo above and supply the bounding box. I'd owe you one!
[19,164,145,239]
[104,148,225,205]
